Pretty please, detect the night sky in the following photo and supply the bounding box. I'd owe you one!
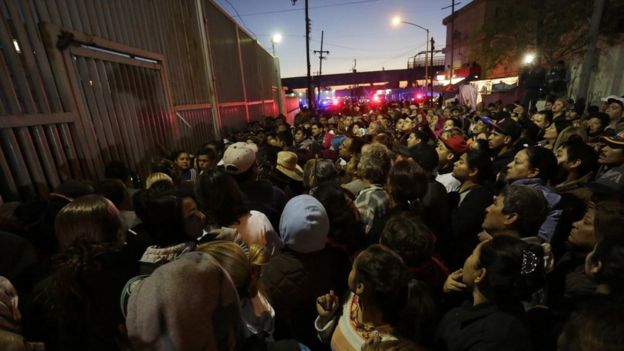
[213,0,472,78]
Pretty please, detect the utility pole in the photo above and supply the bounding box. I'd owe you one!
[450,0,455,84]
[291,0,314,109]
[577,0,606,106]
[314,30,330,104]
[430,37,435,104]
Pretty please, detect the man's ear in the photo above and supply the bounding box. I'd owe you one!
[504,212,519,226]
[569,159,582,170]
[474,267,487,284]
[588,260,603,277]
[468,167,479,179]
[447,153,455,161]
[504,135,512,145]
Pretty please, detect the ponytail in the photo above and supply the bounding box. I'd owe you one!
[395,278,436,345]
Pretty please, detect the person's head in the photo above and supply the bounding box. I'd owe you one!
[303,158,338,189]
[145,172,174,189]
[339,137,353,159]
[452,149,493,185]
[55,195,123,248]
[462,236,545,305]
[196,147,219,172]
[126,252,243,351]
[279,195,329,253]
[381,212,435,267]
[585,235,624,294]
[311,122,323,138]
[350,244,434,343]
[552,98,568,115]
[586,112,610,135]
[482,185,549,238]
[569,203,596,250]
[386,160,428,209]
[436,135,467,167]
[604,96,624,122]
[594,201,624,239]
[134,187,188,246]
[407,130,428,147]
[313,183,360,251]
[96,178,130,211]
[557,300,624,351]
[487,118,521,152]
[294,127,309,144]
[198,241,268,299]
[196,168,247,227]
[105,161,130,183]
[358,144,392,184]
[531,110,553,130]
[275,130,293,149]
[443,118,460,131]
[172,150,191,171]
[599,131,624,166]
[178,189,205,240]
[506,146,558,184]
[555,139,598,178]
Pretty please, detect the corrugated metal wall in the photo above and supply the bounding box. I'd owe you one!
[0,0,280,202]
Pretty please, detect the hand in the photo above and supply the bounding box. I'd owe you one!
[477,231,492,242]
[316,290,339,322]
[443,269,467,293]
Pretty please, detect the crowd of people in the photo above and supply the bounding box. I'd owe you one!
[1,93,624,351]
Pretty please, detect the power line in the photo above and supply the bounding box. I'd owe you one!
[360,43,427,71]
[219,0,257,38]
[238,0,380,17]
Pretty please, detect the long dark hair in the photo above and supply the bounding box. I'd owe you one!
[354,244,435,344]
[196,168,248,226]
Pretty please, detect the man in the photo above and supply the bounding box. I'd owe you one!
[481,185,549,240]
[551,98,571,133]
[531,110,557,147]
[220,142,286,230]
[597,130,624,178]
[310,122,324,142]
[435,134,468,193]
[293,127,313,150]
[487,117,522,176]
[554,139,599,201]
[602,95,624,132]
[195,147,219,174]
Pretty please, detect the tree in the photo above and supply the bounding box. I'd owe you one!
[474,0,623,76]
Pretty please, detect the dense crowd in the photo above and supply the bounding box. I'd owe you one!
[1,94,624,351]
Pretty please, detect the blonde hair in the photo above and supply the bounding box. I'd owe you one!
[145,172,173,189]
[553,126,588,151]
[197,240,268,298]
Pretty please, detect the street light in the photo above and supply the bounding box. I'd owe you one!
[523,52,536,65]
[271,33,283,56]
[391,16,430,103]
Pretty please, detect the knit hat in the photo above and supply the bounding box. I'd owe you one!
[126,252,242,351]
[279,195,329,253]
[276,151,304,181]
[219,142,257,174]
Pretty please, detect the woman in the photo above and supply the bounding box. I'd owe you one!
[25,195,138,351]
[505,146,562,242]
[437,236,545,351]
[171,150,197,182]
[197,168,282,256]
[448,149,494,269]
[316,244,434,351]
[198,241,274,337]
